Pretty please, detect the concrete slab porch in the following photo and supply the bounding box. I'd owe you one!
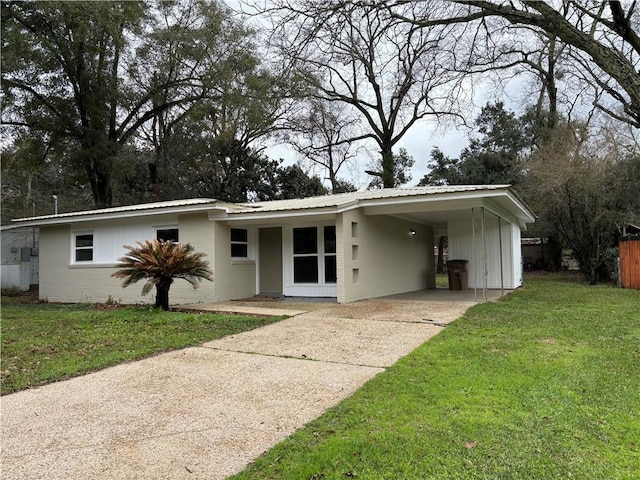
[177,287,510,318]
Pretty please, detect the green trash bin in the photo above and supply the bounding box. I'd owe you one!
[447,260,469,290]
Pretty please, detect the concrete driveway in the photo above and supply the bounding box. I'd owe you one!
[1,294,483,480]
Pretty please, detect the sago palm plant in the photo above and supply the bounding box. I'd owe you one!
[112,240,213,311]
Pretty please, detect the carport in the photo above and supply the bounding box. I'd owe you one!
[346,186,535,302]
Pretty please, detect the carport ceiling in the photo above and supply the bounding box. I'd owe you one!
[363,198,488,230]
[388,209,472,235]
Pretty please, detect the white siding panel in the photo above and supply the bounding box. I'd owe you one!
[447,219,474,281]
[70,216,179,264]
[1,264,21,289]
[485,215,501,288]
[512,223,523,287]
[93,223,154,263]
[448,215,521,289]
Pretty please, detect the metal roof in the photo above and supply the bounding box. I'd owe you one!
[231,186,511,214]
[11,185,534,226]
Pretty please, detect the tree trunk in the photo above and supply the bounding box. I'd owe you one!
[148,161,161,201]
[546,234,563,271]
[381,146,395,188]
[80,136,115,208]
[155,281,172,311]
[91,169,113,209]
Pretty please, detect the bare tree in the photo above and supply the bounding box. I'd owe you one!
[525,123,640,283]
[263,1,474,188]
[135,1,295,201]
[286,99,360,192]
[396,1,640,128]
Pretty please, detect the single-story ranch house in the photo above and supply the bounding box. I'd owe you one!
[12,186,535,305]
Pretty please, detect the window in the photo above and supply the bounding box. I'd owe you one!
[324,226,337,283]
[324,256,337,283]
[293,227,318,283]
[74,234,94,262]
[156,228,179,242]
[293,226,337,284]
[293,227,317,254]
[231,228,248,258]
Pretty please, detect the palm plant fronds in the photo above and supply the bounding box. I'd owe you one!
[112,240,213,309]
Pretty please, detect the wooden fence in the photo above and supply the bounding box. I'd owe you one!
[619,236,640,290]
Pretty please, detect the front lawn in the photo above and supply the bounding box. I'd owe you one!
[1,295,283,395]
[231,274,640,479]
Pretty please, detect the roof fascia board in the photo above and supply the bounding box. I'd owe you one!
[363,198,486,216]
[482,199,520,225]
[358,189,508,210]
[482,198,534,230]
[223,209,337,223]
[505,190,537,223]
[218,191,515,221]
[484,201,528,230]
[484,193,536,226]
[13,204,225,228]
[334,198,360,213]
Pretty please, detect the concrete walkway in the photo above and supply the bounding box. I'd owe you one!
[1,295,482,480]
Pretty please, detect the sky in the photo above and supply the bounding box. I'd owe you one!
[265,77,530,190]
[265,120,469,189]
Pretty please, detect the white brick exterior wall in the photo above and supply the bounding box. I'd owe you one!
[338,209,435,303]
[39,214,218,305]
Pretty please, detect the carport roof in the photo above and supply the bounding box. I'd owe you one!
[11,185,535,228]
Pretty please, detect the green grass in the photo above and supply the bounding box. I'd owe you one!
[231,274,640,479]
[1,294,284,395]
[435,272,449,288]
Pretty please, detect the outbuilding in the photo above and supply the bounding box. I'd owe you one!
[11,186,535,305]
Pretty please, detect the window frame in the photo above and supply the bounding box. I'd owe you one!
[323,225,337,284]
[292,225,337,285]
[293,226,319,283]
[72,232,94,263]
[155,226,179,243]
[231,228,249,258]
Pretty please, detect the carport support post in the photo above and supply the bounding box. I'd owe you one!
[481,207,487,302]
[472,207,476,301]
[470,207,488,302]
[498,216,504,296]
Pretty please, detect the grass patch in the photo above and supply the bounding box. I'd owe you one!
[435,273,449,288]
[231,274,640,479]
[1,296,284,395]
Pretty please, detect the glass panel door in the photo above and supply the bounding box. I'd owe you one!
[324,226,337,283]
[293,227,318,283]
[292,225,337,285]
